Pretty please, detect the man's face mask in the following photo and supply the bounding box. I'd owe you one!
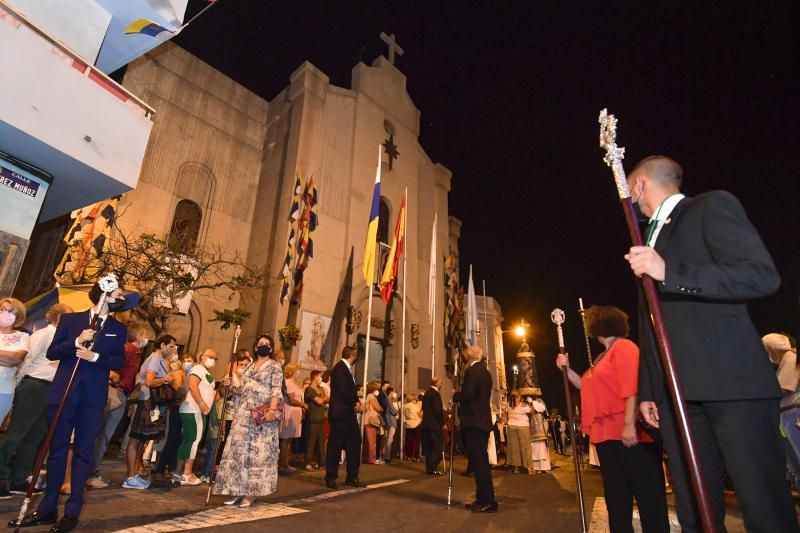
[107,297,126,312]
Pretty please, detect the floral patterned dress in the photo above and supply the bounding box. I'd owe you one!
[213,358,283,497]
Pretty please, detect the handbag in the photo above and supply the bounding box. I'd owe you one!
[149,383,178,407]
[105,386,123,412]
[368,415,383,428]
[250,403,283,427]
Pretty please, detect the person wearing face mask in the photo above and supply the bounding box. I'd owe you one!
[303,370,328,470]
[0,297,29,426]
[623,156,797,532]
[199,351,252,482]
[0,304,69,498]
[214,335,283,508]
[87,323,148,489]
[122,334,178,491]
[173,348,218,485]
[11,281,127,533]
[154,352,193,479]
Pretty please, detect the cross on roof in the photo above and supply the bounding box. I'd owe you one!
[379,32,404,64]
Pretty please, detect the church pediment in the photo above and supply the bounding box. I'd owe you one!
[351,56,421,136]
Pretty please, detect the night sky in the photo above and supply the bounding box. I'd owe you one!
[175,1,799,410]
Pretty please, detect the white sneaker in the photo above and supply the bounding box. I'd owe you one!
[200,476,210,484]
[122,475,150,490]
[374,459,385,465]
[180,475,202,486]
[87,476,110,489]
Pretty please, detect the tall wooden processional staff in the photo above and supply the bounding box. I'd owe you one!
[598,109,716,532]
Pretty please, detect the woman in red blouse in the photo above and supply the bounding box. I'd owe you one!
[556,305,667,533]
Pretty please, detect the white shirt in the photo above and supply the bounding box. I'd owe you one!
[647,193,686,247]
[342,358,356,384]
[0,331,30,393]
[180,364,216,415]
[73,309,109,363]
[18,324,59,383]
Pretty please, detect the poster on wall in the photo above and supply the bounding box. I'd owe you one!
[295,311,332,375]
[0,152,52,294]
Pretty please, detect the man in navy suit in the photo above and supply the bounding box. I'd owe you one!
[421,376,445,475]
[12,281,127,532]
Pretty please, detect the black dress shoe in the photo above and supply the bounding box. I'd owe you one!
[464,501,478,510]
[426,470,443,476]
[8,511,58,528]
[50,515,79,533]
[344,479,366,488]
[324,478,338,489]
[472,502,499,513]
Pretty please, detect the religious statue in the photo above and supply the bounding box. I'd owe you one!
[515,342,542,396]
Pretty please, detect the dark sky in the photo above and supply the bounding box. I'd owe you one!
[175,1,799,410]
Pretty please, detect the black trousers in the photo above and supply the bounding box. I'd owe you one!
[155,405,182,473]
[462,427,495,505]
[595,440,668,533]
[659,397,799,533]
[422,428,443,473]
[305,421,326,466]
[325,416,361,482]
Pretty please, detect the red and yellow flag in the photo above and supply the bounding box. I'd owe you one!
[379,190,406,303]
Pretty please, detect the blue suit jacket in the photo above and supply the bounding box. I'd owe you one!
[46,311,127,408]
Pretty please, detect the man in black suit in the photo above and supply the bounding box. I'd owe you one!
[421,376,445,475]
[324,345,364,489]
[454,345,497,513]
[625,155,798,532]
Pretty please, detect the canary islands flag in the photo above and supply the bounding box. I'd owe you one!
[362,146,382,286]
[125,19,174,38]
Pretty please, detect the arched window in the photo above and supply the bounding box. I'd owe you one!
[169,200,202,254]
[378,197,390,245]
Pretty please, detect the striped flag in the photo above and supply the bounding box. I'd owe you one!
[291,177,318,302]
[280,176,303,304]
[428,213,438,324]
[379,189,406,304]
[362,146,382,286]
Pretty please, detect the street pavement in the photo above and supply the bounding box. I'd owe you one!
[0,447,762,532]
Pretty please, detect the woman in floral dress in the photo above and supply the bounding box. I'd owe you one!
[213,334,283,507]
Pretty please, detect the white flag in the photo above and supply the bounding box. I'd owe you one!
[466,264,478,346]
[428,213,437,325]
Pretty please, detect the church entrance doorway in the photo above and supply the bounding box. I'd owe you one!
[355,335,384,386]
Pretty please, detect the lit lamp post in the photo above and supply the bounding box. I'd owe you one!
[515,319,541,396]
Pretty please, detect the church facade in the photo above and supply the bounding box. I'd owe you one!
[118,42,458,393]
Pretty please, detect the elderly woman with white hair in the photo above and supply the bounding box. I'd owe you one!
[762,332,800,489]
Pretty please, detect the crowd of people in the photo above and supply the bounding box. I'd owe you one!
[0,154,797,532]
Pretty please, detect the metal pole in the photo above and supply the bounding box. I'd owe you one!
[399,188,408,462]
[205,325,241,504]
[446,354,458,506]
[577,298,593,368]
[599,109,716,532]
[360,275,374,458]
[551,309,588,533]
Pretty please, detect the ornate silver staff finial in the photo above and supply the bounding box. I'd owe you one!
[598,109,630,199]
[551,308,566,349]
[98,273,119,293]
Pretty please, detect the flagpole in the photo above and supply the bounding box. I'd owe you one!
[180,0,221,30]
[399,188,408,462]
[482,279,490,367]
[430,214,437,378]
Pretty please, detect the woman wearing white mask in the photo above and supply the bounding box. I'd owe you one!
[0,298,29,425]
[174,348,218,485]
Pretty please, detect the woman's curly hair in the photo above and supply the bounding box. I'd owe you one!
[585,305,630,339]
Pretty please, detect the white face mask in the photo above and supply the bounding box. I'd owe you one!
[203,358,216,369]
[183,362,193,373]
[0,310,15,328]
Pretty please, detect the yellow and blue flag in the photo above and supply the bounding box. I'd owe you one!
[363,146,382,286]
[125,19,174,38]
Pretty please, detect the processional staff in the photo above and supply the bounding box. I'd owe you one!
[598,109,716,533]
[446,350,460,506]
[550,309,588,533]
